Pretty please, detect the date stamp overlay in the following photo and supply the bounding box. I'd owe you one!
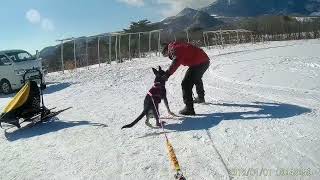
[227,167,317,177]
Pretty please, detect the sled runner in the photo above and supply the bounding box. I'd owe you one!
[0,69,71,130]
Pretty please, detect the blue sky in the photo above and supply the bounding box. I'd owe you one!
[0,0,213,53]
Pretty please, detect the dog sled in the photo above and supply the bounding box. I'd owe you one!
[0,69,71,131]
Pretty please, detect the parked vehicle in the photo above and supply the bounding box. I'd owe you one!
[0,49,46,94]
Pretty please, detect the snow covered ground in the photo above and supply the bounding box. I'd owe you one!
[1,39,320,180]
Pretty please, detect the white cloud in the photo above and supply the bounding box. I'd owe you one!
[41,18,55,31]
[156,0,214,17]
[26,9,55,31]
[118,0,145,7]
[26,9,41,24]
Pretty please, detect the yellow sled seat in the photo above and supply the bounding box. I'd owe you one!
[1,82,30,116]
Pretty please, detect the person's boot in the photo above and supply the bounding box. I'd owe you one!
[194,96,205,104]
[179,104,195,115]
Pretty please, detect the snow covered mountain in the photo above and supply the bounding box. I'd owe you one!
[201,0,320,17]
[160,8,223,33]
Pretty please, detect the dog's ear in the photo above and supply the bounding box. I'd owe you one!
[152,68,158,75]
[158,66,162,71]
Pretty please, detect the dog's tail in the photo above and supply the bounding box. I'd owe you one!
[121,110,146,129]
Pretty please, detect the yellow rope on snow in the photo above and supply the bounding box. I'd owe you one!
[149,94,185,179]
[166,140,181,172]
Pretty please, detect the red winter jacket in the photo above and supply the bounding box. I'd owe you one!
[166,42,209,75]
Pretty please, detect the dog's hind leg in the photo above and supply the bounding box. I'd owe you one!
[145,111,152,126]
[150,104,161,127]
[145,113,153,127]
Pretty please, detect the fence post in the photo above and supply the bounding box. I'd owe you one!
[207,32,211,49]
[98,37,100,66]
[129,34,131,61]
[158,31,161,56]
[220,30,224,47]
[138,33,141,59]
[73,38,76,69]
[86,38,89,69]
[203,32,207,48]
[236,31,239,44]
[115,35,118,62]
[109,35,112,64]
[61,41,64,73]
[149,31,152,57]
[250,32,254,44]
[214,33,218,46]
[119,35,121,62]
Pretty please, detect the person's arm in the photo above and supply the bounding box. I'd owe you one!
[166,58,180,76]
[166,47,181,76]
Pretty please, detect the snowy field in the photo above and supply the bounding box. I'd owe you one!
[1,39,320,180]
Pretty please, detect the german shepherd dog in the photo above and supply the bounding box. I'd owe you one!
[121,66,173,129]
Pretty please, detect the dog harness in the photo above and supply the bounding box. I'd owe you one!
[147,82,166,104]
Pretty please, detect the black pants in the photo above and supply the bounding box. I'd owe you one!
[181,61,210,106]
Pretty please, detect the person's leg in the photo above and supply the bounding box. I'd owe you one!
[180,68,196,115]
[181,68,194,106]
[194,79,204,100]
[193,62,210,103]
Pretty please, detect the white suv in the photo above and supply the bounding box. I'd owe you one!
[0,50,46,94]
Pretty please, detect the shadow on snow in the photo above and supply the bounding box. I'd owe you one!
[43,82,75,94]
[163,101,312,132]
[4,118,107,141]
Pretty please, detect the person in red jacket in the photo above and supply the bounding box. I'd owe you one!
[162,42,210,115]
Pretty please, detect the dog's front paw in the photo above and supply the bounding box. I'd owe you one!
[145,121,152,127]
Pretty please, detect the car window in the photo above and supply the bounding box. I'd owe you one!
[0,54,11,65]
[4,51,34,62]
[18,52,32,60]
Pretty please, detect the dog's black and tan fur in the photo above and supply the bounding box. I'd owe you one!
[121,66,173,129]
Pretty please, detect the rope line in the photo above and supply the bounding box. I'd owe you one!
[149,93,186,180]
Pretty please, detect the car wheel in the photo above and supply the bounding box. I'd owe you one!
[1,80,12,94]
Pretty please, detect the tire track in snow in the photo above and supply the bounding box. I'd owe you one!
[206,65,319,109]
[215,74,320,97]
[205,129,231,180]
[209,43,297,59]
